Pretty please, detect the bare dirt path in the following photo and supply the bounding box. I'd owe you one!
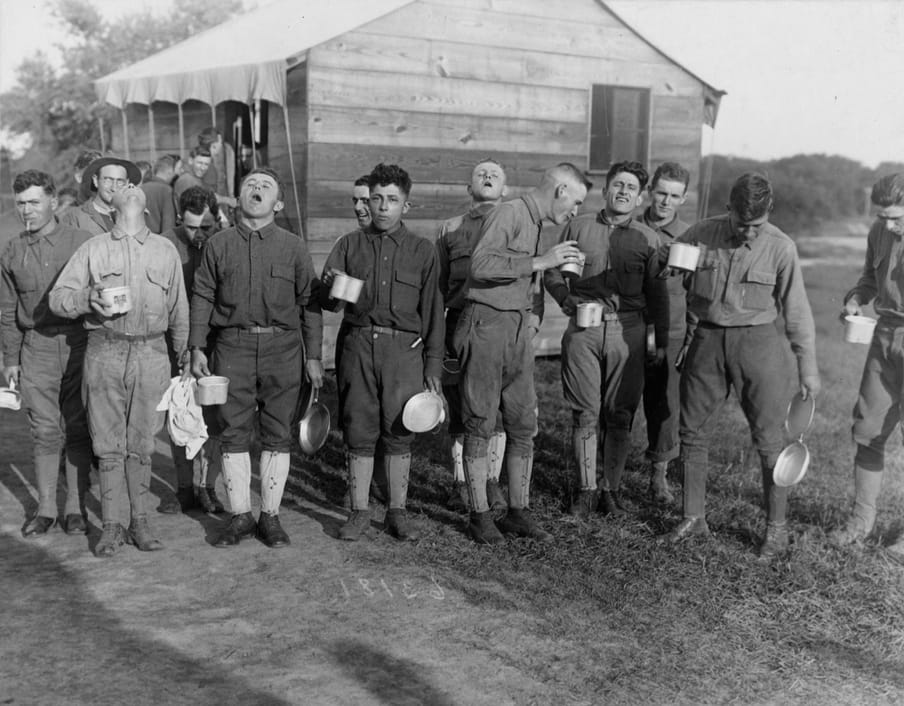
[0,406,595,706]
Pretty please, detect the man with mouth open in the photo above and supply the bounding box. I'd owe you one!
[545,161,668,520]
[1,170,95,538]
[189,168,323,549]
[351,174,372,229]
[50,179,189,557]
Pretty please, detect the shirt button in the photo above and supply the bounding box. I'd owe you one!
[373,333,377,340]
[382,281,386,285]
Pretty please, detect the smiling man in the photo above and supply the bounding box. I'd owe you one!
[545,161,668,521]
[663,172,820,560]
[638,162,692,504]
[322,163,444,542]
[190,168,323,550]
[351,174,372,229]
[833,173,904,558]
[1,171,94,538]
[63,156,142,235]
[50,180,189,558]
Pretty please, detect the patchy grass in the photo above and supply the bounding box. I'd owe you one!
[286,253,904,704]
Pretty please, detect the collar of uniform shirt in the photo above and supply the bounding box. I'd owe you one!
[642,208,681,237]
[236,219,278,240]
[111,224,150,243]
[598,210,633,227]
[468,202,497,219]
[365,221,407,243]
[24,217,61,244]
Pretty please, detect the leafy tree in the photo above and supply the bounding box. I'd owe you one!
[1,0,243,183]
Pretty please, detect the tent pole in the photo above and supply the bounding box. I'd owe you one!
[210,103,216,127]
[98,116,106,153]
[177,104,185,160]
[249,101,258,167]
[147,104,157,161]
[282,103,304,239]
[121,108,130,159]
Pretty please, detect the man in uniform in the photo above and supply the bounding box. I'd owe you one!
[63,156,142,235]
[437,159,511,512]
[664,173,820,560]
[51,180,189,557]
[1,170,94,537]
[190,168,323,549]
[638,162,692,504]
[457,162,587,544]
[140,154,181,234]
[545,161,668,519]
[323,164,444,542]
[833,173,904,558]
[351,174,372,229]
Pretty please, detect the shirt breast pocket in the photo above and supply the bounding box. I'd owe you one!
[741,269,776,311]
[447,245,471,286]
[145,267,171,328]
[93,266,124,289]
[620,262,645,295]
[15,271,39,294]
[268,263,295,304]
[392,268,421,313]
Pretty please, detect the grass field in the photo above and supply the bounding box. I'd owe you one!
[286,230,904,704]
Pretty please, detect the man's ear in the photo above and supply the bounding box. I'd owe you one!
[401,201,411,216]
[501,184,509,198]
[635,192,644,208]
[92,174,99,189]
[273,199,284,213]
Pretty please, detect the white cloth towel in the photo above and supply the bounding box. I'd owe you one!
[156,376,208,459]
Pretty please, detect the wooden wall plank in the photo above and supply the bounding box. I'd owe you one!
[309,106,589,154]
[361,3,666,63]
[419,0,624,26]
[307,143,582,187]
[653,95,705,126]
[307,66,588,123]
[308,31,703,95]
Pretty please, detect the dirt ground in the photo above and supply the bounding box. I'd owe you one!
[0,402,612,706]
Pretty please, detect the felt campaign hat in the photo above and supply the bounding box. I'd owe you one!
[79,156,142,202]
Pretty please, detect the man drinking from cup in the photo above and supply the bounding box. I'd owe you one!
[50,180,189,557]
[545,161,668,520]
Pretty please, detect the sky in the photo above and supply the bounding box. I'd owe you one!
[1,0,902,167]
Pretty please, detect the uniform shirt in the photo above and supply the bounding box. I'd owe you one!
[639,209,690,340]
[845,219,904,325]
[49,225,189,354]
[322,222,444,378]
[189,220,322,359]
[679,214,817,378]
[140,178,176,234]
[0,219,92,363]
[545,211,669,346]
[467,194,543,311]
[437,202,497,312]
[60,199,115,236]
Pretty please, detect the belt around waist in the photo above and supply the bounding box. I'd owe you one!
[96,329,165,343]
[239,326,279,334]
[356,325,417,338]
[33,324,84,336]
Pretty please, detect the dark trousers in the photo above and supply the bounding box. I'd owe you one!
[643,334,684,463]
[212,328,302,453]
[455,303,535,455]
[337,325,424,455]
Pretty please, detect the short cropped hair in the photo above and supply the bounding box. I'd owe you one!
[368,163,412,198]
[179,185,220,219]
[870,174,904,208]
[190,146,211,160]
[13,170,56,196]
[555,162,593,192]
[135,160,153,183]
[154,154,180,174]
[242,167,284,200]
[354,174,370,188]
[606,161,649,190]
[729,173,773,221]
[651,162,691,191]
[74,150,102,172]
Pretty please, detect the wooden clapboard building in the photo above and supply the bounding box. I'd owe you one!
[96,0,723,361]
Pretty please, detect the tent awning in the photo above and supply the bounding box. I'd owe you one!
[94,0,414,108]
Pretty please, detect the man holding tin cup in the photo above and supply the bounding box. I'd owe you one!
[545,161,668,520]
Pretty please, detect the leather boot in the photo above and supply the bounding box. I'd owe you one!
[126,515,164,551]
[385,508,419,542]
[467,510,505,545]
[213,511,257,547]
[664,516,710,543]
[829,465,883,545]
[569,489,599,519]
[758,521,789,561]
[197,486,225,514]
[95,522,125,558]
[339,508,373,541]
[497,508,553,543]
[599,490,628,517]
[649,461,675,504]
[258,511,290,548]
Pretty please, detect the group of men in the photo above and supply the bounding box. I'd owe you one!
[4,146,904,561]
